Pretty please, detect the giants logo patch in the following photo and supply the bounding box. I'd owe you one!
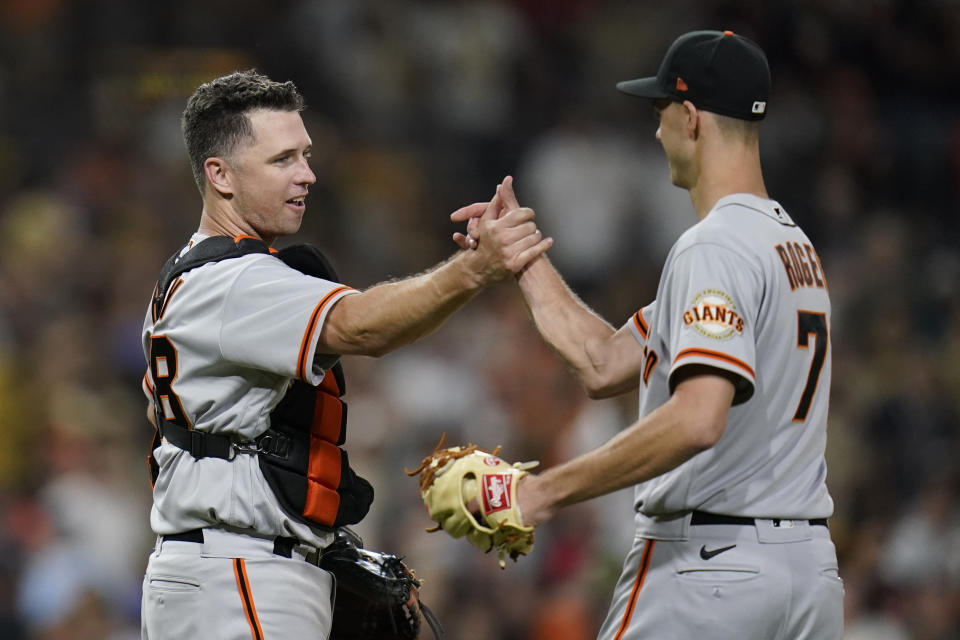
[683,290,744,339]
[481,474,513,514]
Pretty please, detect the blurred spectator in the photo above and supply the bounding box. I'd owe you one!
[1,1,959,637]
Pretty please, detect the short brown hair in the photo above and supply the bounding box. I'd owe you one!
[181,70,304,192]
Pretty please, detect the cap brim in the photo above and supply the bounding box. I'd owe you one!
[616,77,667,99]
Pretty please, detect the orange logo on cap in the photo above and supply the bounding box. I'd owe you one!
[676,77,689,91]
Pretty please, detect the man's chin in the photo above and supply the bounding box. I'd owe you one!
[668,170,689,190]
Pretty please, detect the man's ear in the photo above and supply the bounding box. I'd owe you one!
[681,100,700,140]
[204,157,233,197]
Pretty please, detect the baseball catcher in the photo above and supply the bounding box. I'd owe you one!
[406,437,538,568]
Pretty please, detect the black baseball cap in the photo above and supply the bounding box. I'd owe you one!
[617,30,771,121]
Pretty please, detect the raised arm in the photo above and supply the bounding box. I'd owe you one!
[515,256,644,397]
[452,177,646,397]
[319,183,552,357]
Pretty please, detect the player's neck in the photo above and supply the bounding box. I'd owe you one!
[197,198,272,245]
[690,145,767,219]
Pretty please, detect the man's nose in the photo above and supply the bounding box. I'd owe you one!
[298,158,316,185]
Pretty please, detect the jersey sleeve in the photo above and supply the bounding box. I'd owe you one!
[661,243,761,404]
[626,301,657,346]
[218,258,358,385]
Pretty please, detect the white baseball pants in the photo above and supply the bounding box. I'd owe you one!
[597,518,843,640]
[141,527,334,639]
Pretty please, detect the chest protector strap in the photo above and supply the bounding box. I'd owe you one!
[148,237,373,529]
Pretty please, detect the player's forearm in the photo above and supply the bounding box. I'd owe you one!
[516,256,627,396]
[320,251,483,357]
[541,400,706,505]
[520,375,733,525]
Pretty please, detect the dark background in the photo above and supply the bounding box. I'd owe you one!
[1,1,958,638]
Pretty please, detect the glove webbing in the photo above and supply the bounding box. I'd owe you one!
[404,434,502,494]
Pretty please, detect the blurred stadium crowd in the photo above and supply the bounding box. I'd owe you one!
[1,0,959,638]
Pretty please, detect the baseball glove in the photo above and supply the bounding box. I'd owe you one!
[406,436,538,568]
[321,528,443,639]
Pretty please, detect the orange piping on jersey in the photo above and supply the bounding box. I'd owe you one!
[143,370,155,393]
[613,539,655,640]
[231,233,275,252]
[157,277,184,321]
[297,286,354,381]
[674,348,755,379]
[642,347,658,386]
[632,310,649,340]
[233,558,265,640]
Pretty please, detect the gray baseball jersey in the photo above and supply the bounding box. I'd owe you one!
[599,194,842,640]
[141,233,358,549]
[627,193,833,531]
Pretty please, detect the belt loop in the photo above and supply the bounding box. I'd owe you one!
[273,536,296,558]
[189,430,206,458]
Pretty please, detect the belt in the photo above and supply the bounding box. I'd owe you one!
[162,528,320,564]
[690,511,827,528]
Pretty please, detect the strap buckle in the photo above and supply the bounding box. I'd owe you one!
[231,441,262,458]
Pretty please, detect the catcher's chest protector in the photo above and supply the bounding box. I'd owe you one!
[148,237,373,529]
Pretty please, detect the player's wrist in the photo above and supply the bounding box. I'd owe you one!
[518,473,556,528]
[450,248,494,291]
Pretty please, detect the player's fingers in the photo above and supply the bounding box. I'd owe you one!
[500,176,521,211]
[495,220,540,245]
[450,202,488,222]
[452,232,473,250]
[453,233,478,249]
[497,206,537,228]
[506,227,545,255]
[510,236,554,272]
[467,216,480,240]
[479,189,502,221]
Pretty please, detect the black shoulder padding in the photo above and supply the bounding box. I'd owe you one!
[154,236,272,310]
[276,244,339,281]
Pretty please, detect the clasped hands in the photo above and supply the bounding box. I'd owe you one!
[450,176,551,280]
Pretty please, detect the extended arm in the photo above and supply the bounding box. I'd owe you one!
[516,256,645,397]
[518,370,735,526]
[452,177,645,397]
[319,186,552,357]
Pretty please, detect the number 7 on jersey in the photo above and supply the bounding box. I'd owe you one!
[793,311,828,422]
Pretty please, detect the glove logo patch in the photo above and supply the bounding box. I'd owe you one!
[683,289,744,340]
[483,455,502,467]
[481,474,512,514]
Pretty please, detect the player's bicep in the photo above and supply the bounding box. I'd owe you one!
[670,368,736,447]
[315,292,370,356]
